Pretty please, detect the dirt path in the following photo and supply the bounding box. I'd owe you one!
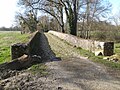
[41,33,120,90]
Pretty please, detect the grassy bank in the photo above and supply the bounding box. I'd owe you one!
[76,46,120,69]
[28,63,48,76]
[0,31,30,63]
[47,33,120,69]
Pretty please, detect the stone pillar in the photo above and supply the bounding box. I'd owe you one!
[103,42,114,56]
[11,43,28,60]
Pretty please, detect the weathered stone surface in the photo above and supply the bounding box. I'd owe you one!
[103,54,120,62]
[9,31,55,70]
[27,31,55,60]
[11,43,28,60]
[28,32,41,56]
[5,54,42,70]
[49,31,114,56]
[104,42,114,56]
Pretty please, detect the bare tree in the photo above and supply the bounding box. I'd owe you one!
[18,0,111,37]
[111,13,120,31]
[18,0,81,35]
[16,10,38,33]
[59,0,80,35]
[17,0,39,33]
[79,0,112,38]
[18,0,65,33]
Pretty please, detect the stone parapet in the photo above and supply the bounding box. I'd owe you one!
[48,31,114,56]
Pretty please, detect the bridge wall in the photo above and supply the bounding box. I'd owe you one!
[48,31,114,56]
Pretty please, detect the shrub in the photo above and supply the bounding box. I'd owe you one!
[91,30,120,42]
[92,31,107,41]
[109,30,120,42]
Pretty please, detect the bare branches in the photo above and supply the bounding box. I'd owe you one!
[17,0,112,36]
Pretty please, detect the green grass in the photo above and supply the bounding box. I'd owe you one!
[28,63,48,76]
[76,46,120,69]
[76,47,94,57]
[0,31,30,63]
[114,43,120,54]
[90,55,120,69]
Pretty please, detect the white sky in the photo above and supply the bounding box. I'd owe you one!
[109,0,120,15]
[0,0,120,28]
[0,0,18,28]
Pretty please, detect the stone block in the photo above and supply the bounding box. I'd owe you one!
[11,43,28,60]
[103,42,114,56]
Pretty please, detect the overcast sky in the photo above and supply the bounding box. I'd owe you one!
[0,0,120,28]
[0,0,18,28]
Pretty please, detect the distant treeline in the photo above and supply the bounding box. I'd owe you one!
[0,27,21,31]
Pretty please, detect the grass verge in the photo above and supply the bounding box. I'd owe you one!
[76,47,120,69]
[28,63,48,76]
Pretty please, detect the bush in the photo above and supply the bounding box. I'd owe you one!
[92,31,107,41]
[91,30,120,42]
[109,30,120,42]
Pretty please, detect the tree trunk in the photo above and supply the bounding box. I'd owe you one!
[69,21,77,36]
[60,6,65,33]
[61,24,65,33]
[69,0,77,36]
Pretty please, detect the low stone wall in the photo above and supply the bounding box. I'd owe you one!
[48,31,114,56]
